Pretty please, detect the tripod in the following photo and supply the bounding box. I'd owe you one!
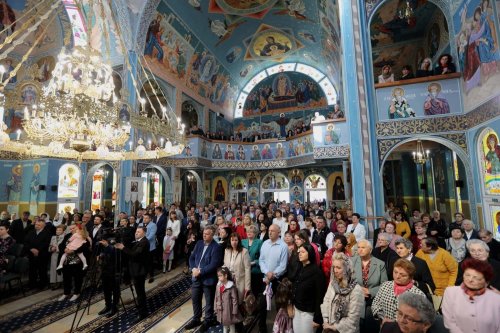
[68,242,136,333]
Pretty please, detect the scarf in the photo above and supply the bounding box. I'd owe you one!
[448,238,466,262]
[330,253,357,322]
[461,283,486,300]
[394,280,414,296]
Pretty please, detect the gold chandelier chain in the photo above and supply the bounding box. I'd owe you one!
[0,0,54,37]
[1,8,59,87]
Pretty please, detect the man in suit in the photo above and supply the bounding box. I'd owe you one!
[141,213,157,283]
[184,225,223,332]
[9,211,33,244]
[82,212,94,236]
[91,215,105,252]
[395,237,436,297]
[115,227,150,323]
[292,201,305,220]
[479,229,500,261]
[312,215,330,258]
[462,219,479,241]
[154,206,167,267]
[24,219,52,289]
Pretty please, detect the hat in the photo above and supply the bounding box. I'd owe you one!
[352,213,361,219]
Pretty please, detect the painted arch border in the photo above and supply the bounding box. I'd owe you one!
[234,62,338,118]
[378,135,477,225]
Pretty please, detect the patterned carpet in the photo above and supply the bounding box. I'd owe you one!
[75,274,192,333]
[0,273,188,333]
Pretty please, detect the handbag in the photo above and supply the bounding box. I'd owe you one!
[426,284,443,311]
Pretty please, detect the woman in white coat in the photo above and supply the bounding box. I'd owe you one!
[223,232,251,305]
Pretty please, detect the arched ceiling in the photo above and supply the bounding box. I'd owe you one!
[147,0,342,95]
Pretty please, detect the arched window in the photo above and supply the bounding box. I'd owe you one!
[141,168,165,207]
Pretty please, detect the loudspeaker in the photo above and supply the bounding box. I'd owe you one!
[39,185,46,190]
[420,183,427,190]
[455,180,464,188]
[51,185,58,191]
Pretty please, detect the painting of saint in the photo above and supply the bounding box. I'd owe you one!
[423,83,450,115]
[224,144,235,160]
[212,143,222,159]
[261,144,273,159]
[251,145,261,160]
[214,180,225,201]
[276,143,285,159]
[0,0,16,42]
[58,164,80,198]
[290,169,302,185]
[427,23,440,58]
[1,58,16,84]
[21,85,38,105]
[237,145,246,160]
[36,56,55,83]
[388,88,415,119]
[332,176,345,201]
[484,133,500,175]
[6,164,22,212]
[119,103,130,122]
[29,163,41,215]
[288,141,296,157]
[144,14,164,62]
[254,33,292,58]
[201,140,208,158]
[248,171,258,185]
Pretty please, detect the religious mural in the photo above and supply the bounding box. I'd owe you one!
[243,25,304,62]
[58,163,80,198]
[454,0,500,111]
[481,129,500,195]
[144,7,237,114]
[213,177,228,202]
[375,78,462,121]
[491,206,500,241]
[312,121,348,148]
[242,72,327,116]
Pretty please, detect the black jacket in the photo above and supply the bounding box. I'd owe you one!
[23,227,52,258]
[9,218,33,244]
[372,247,398,279]
[293,263,325,324]
[411,255,436,294]
[312,227,330,258]
[122,237,150,277]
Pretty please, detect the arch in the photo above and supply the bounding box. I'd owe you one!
[234,62,338,118]
[367,0,456,82]
[84,162,118,211]
[181,170,204,204]
[379,136,477,223]
[141,164,173,205]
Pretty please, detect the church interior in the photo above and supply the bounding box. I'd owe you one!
[0,0,500,332]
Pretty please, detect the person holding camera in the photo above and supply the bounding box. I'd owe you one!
[97,237,121,318]
[115,227,150,324]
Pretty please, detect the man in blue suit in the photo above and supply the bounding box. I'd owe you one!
[185,225,223,332]
[154,206,167,267]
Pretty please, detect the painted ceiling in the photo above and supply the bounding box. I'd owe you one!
[154,0,342,97]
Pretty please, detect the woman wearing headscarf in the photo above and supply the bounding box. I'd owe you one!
[321,253,365,333]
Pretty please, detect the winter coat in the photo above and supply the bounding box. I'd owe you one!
[215,280,243,325]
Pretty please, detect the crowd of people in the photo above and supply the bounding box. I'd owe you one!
[377,54,457,84]
[1,199,500,332]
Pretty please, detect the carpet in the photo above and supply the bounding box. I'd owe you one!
[0,272,182,333]
[74,274,192,333]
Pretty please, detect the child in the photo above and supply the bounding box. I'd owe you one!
[163,227,175,273]
[273,278,294,333]
[49,225,66,289]
[215,266,242,333]
[56,224,88,271]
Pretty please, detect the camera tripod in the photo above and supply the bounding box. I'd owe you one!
[69,243,137,333]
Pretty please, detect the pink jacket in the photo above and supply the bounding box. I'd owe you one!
[66,233,86,251]
[442,286,500,333]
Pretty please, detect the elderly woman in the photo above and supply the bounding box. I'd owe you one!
[385,221,398,250]
[410,222,427,254]
[241,225,263,295]
[223,233,251,305]
[372,259,426,322]
[321,252,365,333]
[380,292,436,333]
[292,243,325,333]
[352,239,388,331]
[455,239,500,290]
[394,238,435,298]
[442,258,500,333]
[416,237,458,296]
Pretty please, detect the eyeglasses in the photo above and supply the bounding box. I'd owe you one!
[396,310,423,324]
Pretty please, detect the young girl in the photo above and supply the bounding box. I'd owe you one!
[163,227,175,273]
[215,266,242,333]
[273,278,294,333]
[56,224,88,271]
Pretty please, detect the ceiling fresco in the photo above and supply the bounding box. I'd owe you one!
[153,0,342,103]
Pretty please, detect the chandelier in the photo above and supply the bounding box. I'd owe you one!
[412,140,429,164]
